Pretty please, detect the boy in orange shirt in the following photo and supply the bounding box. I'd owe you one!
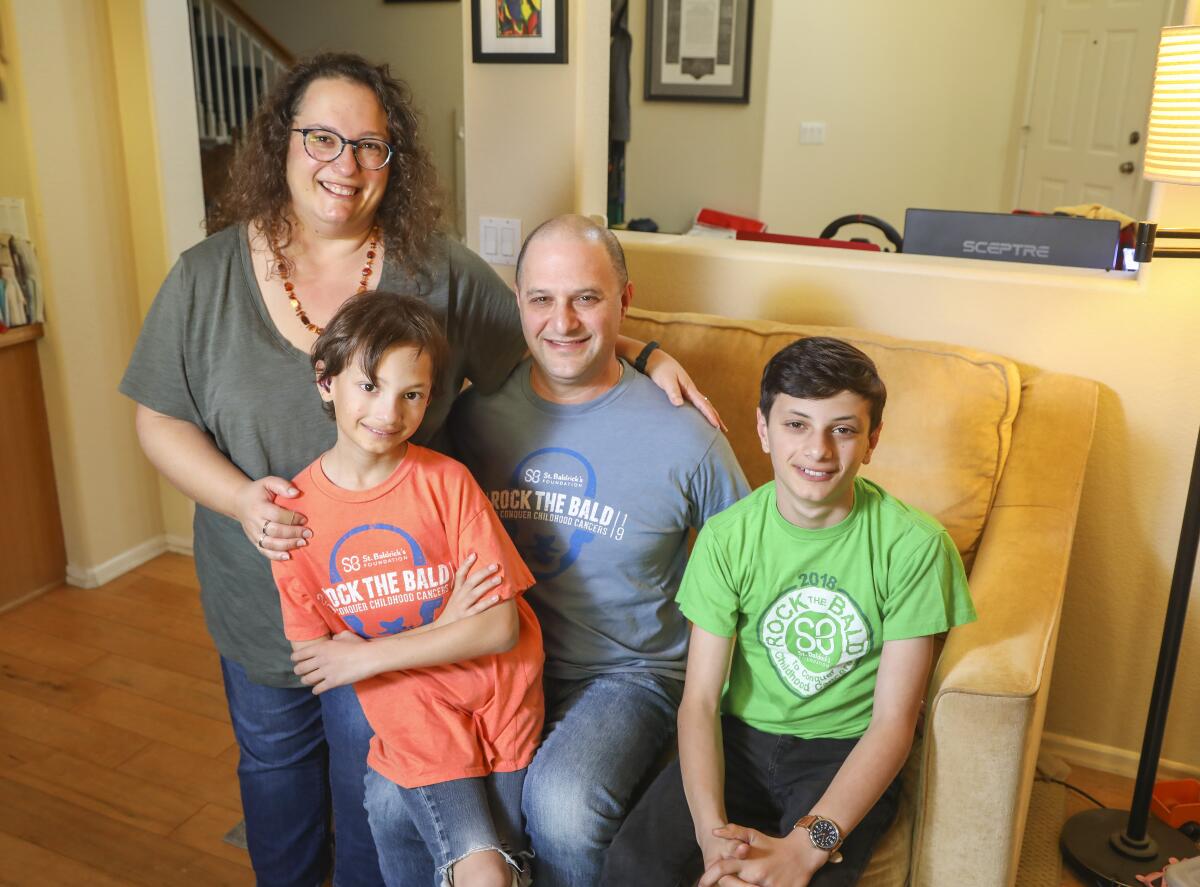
[271,291,543,887]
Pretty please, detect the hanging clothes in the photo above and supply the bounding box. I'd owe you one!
[608,0,632,225]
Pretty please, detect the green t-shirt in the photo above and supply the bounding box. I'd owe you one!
[678,477,976,739]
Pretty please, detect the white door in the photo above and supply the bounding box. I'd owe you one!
[1016,0,1171,218]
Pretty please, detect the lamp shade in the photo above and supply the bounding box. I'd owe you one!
[1145,25,1200,184]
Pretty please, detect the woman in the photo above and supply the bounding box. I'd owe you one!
[121,52,716,887]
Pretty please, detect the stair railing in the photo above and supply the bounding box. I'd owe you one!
[188,0,295,145]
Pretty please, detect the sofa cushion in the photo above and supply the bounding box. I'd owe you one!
[622,308,1020,566]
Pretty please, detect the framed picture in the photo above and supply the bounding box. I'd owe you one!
[645,0,753,103]
[471,0,567,64]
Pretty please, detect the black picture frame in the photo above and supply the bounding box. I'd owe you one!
[471,0,567,64]
[645,0,753,103]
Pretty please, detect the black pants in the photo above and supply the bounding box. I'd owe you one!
[602,716,902,887]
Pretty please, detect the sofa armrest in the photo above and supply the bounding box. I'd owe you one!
[909,371,1098,887]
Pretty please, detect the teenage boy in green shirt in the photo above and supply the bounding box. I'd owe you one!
[604,337,976,886]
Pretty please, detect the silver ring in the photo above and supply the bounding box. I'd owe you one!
[257,533,266,549]
[262,519,271,535]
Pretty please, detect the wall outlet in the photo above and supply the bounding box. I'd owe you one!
[799,122,826,145]
[479,217,521,265]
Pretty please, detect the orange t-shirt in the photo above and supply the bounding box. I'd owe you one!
[271,445,544,789]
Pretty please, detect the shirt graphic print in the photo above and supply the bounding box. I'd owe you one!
[322,521,453,637]
[758,571,874,699]
[490,446,634,582]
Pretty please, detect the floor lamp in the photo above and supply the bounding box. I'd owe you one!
[1060,24,1200,886]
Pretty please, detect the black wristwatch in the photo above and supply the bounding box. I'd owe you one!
[633,340,660,374]
[794,815,845,863]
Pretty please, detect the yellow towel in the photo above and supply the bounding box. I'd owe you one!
[1053,203,1136,227]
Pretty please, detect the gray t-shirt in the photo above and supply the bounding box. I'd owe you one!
[119,225,525,686]
[449,360,749,680]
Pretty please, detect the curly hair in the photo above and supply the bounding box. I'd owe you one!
[207,52,442,274]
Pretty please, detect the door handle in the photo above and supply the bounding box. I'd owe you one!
[1119,161,1135,174]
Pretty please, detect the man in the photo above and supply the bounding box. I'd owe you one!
[450,214,749,887]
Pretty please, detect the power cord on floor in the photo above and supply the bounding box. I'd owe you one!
[1036,769,1107,809]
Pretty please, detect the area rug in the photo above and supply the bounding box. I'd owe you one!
[1018,754,1070,887]
[223,819,248,850]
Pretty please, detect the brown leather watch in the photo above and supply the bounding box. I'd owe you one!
[793,815,845,863]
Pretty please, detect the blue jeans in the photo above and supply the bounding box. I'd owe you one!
[603,715,903,886]
[365,767,529,886]
[522,672,683,887]
[221,656,431,887]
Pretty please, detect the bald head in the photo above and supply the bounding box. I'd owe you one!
[515,214,630,291]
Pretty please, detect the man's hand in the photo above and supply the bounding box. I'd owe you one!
[644,348,726,431]
[437,553,503,626]
[291,631,374,693]
[698,824,828,887]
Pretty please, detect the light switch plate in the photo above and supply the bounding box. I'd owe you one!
[799,122,826,145]
[479,216,521,265]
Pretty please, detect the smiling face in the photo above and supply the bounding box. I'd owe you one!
[757,390,881,529]
[516,234,633,403]
[286,77,390,236]
[319,344,433,468]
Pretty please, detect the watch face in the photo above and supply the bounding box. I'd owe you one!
[809,818,840,851]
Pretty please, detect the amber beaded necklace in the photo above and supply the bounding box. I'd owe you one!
[271,227,380,335]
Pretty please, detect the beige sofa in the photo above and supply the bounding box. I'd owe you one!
[621,307,1098,887]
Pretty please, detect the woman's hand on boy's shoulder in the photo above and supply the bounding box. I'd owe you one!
[700,823,828,887]
[236,476,310,562]
[438,553,504,625]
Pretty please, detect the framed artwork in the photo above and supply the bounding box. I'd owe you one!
[471,0,567,64]
[645,0,754,103]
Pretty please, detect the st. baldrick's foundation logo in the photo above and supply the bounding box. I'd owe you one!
[759,580,873,698]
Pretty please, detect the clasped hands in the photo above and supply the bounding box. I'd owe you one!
[699,823,830,887]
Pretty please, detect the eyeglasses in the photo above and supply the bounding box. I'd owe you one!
[291,128,394,170]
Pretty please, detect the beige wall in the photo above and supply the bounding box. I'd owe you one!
[8,0,166,582]
[142,0,206,547]
[238,0,464,234]
[623,0,773,234]
[756,1,1029,238]
[0,2,35,211]
[620,1,1031,238]
[460,0,609,284]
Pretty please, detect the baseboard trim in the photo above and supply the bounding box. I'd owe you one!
[164,534,194,557]
[65,536,169,589]
[1042,731,1200,780]
[0,578,63,614]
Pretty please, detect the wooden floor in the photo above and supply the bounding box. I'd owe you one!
[0,552,1137,886]
[0,553,251,886]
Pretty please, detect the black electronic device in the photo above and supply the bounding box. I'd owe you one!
[903,208,1121,270]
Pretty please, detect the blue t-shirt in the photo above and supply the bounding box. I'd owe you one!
[450,360,749,680]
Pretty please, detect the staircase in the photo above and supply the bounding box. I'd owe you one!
[188,0,293,220]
